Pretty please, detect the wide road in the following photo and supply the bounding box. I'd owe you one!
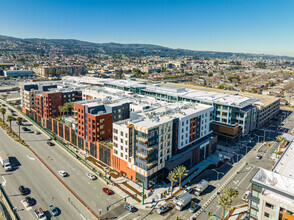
[0,126,94,220]
[1,103,148,219]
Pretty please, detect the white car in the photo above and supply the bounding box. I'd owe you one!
[185,187,194,194]
[34,131,41,135]
[242,191,251,202]
[58,170,68,177]
[86,173,97,180]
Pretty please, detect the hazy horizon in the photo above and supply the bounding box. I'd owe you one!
[1,0,293,56]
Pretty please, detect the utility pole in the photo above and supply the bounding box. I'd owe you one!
[142,181,144,205]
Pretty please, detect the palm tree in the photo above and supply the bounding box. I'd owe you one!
[16,117,23,140]
[0,107,6,124]
[224,187,238,211]
[6,115,13,132]
[167,170,178,196]
[276,135,285,143]
[218,193,230,220]
[175,165,188,188]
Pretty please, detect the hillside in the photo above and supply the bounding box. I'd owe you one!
[0,35,293,59]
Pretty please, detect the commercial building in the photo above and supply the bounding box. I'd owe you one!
[32,65,86,77]
[249,141,294,220]
[4,70,33,78]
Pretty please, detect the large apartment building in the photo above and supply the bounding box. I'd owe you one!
[249,141,294,220]
[73,99,131,153]
[104,80,259,143]
[111,102,215,188]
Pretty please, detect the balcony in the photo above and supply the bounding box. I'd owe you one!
[136,136,148,143]
[136,152,148,159]
[146,159,157,167]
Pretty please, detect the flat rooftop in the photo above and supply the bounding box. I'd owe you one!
[105,80,258,108]
[252,168,294,197]
[163,82,279,107]
[273,141,294,178]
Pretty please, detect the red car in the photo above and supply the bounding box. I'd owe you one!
[102,188,112,195]
[47,141,54,146]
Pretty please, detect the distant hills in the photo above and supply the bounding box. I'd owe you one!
[0,35,293,59]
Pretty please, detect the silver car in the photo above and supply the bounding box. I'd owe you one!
[86,173,97,180]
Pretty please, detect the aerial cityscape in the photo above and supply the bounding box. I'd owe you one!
[0,0,294,220]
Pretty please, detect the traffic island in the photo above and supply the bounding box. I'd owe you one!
[0,119,28,147]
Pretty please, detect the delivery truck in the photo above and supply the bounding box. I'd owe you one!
[194,179,208,196]
[0,151,12,171]
[175,192,191,211]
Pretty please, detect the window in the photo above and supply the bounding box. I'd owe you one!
[250,209,258,218]
[120,153,123,157]
[125,133,128,138]
[251,201,259,209]
[114,129,118,134]
[265,203,274,209]
[264,213,270,218]
[100,131,105,135]
[121,131,124,136]
[121,139,123,144]
[121,146,123,150]
[252,190,260,199]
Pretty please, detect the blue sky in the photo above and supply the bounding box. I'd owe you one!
[1,0,294,56]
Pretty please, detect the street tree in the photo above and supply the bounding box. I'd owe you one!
[6,115,13,132]
[175,165,188,188]
[16,117,23,140]
[167,170,178,196]
[218,193,230,220]
[224,187,238,211]
[0,107,6,123]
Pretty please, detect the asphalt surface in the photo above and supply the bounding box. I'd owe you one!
[0,125,94,220]
[0,103,150,219]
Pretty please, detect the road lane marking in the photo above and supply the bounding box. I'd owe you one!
[1,177,6,186]
[80,214,87,220]
[26,155,35,160]
[236,168,255,188]
[118,212,132,220]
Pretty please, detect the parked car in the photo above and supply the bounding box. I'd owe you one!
[102,187,112,195]
[242,191,251,202]
[189,204,200,213]
[124,203,136,212]
[34,207,47,220]
[156,204,170,214]
[34,131,41,135]
[19,185,28,195]
[48,205,58,216]
[86,173,97,180]
[58,170,68,177]
[22,127,29,131]
[47,141,54,146]
[25,196,34,206]
[256,154,262,159]
[185,186,194,194]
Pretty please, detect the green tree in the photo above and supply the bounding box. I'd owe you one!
[6,115,13,132]
[218,193,230,220]
[16,117,23,140]
[58,105,65,119]
[0,107,6,124]
[208,73,213,77]
[224,187,238,211]
[175,165,188,188]
[167,170,178,196]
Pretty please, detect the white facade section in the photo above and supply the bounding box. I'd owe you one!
[113,122,130,162]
